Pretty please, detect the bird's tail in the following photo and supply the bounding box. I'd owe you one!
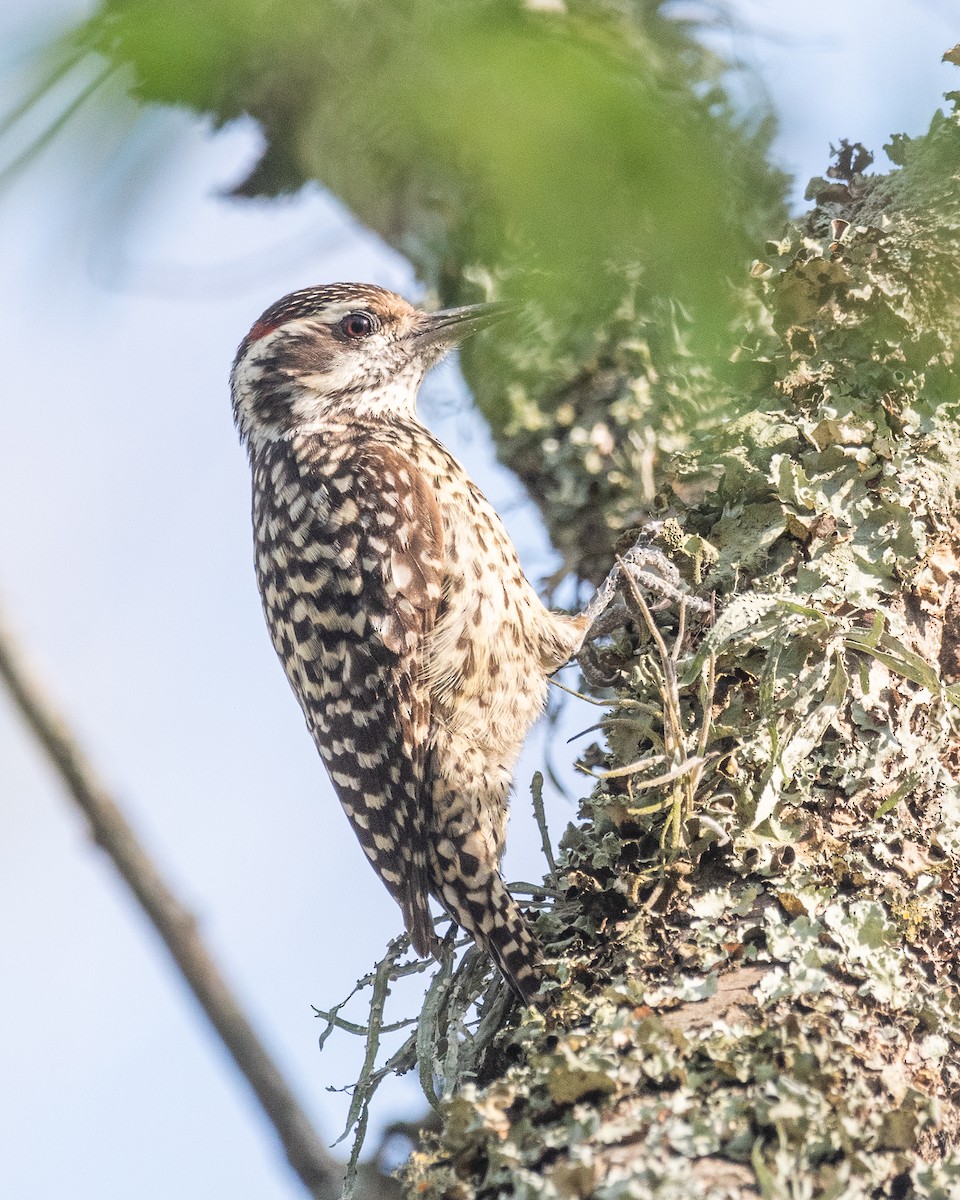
[402,845,440,959]
[430,840,543,1005]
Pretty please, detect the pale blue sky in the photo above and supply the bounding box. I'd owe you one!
[1,3,956,1198]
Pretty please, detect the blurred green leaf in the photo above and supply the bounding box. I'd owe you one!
[49,0,784,332]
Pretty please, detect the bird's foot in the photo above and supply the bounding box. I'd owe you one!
[576,536,712,686]
[580,539,710,634]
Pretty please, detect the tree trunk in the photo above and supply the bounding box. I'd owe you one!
[400,105,960,1200]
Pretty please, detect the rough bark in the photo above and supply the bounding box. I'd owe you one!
[45,3,960,1195]
[399,102,960,1200]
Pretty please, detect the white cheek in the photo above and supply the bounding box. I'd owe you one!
[297,356,363,396]
[295,352,426,423]
[293,352,371,422]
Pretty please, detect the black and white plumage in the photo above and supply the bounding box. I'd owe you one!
[231,284,626,1002]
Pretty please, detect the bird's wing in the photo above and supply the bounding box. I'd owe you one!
[294,442,445,956]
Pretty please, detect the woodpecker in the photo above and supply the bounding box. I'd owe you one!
[231,283,686,1003]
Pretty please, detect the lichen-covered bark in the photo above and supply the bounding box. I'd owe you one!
[50,4,960,1194]
[400,104,960,1200]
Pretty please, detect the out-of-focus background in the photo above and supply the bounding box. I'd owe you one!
[0,2,955,1197]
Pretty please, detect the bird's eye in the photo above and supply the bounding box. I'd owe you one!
[339,311,378,339]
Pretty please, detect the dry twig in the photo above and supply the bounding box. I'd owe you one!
[0,604,342,1200]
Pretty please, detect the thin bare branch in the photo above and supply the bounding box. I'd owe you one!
[529,771,557,877]
[0,605,342,1200]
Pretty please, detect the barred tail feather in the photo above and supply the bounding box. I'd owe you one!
[403,886,439,959]
[402,844,439,958]
[475,876,543,1005]
[431,852,543,1004]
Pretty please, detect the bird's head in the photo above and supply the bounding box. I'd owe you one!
[230,282,510,444]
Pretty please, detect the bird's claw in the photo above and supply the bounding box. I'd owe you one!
[575,538,712,677]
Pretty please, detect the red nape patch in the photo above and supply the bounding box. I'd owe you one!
[242,318,279,350]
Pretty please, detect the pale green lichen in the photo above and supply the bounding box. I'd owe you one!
[403,90,960,1200]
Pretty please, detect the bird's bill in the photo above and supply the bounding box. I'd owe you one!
[410,301,517,350]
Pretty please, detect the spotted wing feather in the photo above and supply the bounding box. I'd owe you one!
[253,439,444,955]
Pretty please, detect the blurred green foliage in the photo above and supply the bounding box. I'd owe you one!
[64,0,785,331]
[30,0,791,577]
